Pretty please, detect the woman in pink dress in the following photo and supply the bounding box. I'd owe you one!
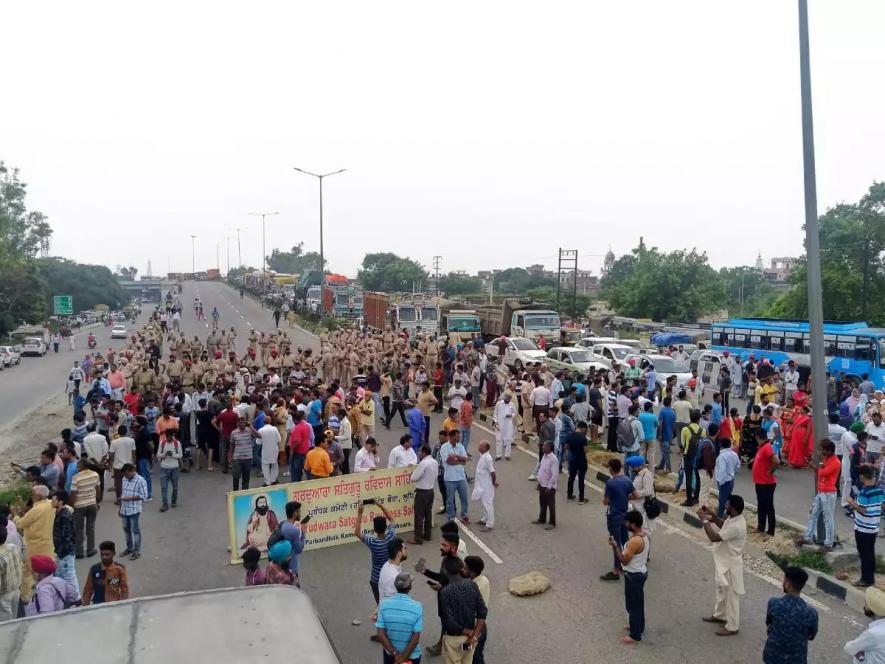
[788,405,813,468]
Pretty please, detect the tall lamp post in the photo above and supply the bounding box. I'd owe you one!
[797,0,829,540]
[225,236,231,276]
[248,212,279,292]
[292,166,346,277]
[189,235,196,277]
[228,227,242,268]
[798,0,827,445]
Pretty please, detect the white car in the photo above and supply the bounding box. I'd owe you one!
[486,336,547,370]
[576,336,643,351]
[545,347,609,375]
[0,346,21,368]
[626,353,693,394]
[111,325,128,339]
[20,337,47,357]
[589,343,634,367]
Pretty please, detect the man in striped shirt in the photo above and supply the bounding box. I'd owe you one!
[846,466,884,588]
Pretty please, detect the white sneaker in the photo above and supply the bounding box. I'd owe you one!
[528,474,537,481]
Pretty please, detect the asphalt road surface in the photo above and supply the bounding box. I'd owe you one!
[48,281,864,663]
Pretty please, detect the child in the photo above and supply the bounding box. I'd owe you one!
[66,375,77,405]
[242,546,266,586]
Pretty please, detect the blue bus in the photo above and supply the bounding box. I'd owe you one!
[710,318,885,388]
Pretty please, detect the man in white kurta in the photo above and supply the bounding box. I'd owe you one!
[471,441,498,531]
[493,394,517,461]
[699,496,747,635]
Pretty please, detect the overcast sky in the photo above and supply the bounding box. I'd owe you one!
[2,1,884,279]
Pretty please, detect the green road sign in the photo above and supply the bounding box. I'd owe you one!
[53,295,73,315]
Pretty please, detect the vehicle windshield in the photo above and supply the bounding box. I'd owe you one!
[448,316,480,332]
[420,306,439,321]
[568,350,595,363]
[647,357,680,373]
[525,314,560,329]
[511,338,539,351]
[397,307,417,322]
[608,347,630,359]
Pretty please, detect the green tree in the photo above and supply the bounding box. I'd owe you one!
[357,253,429,293]
[0,163,53,334]
[767,183,885,325]
[266,243,326,274]
[526,286,593,319]
[718,266,777,316]
[38,258,130,313]
[491,267,556,294]
[438,272,483,296]
[602,246,724,321]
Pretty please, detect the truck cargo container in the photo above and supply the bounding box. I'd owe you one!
[363,291,390,330]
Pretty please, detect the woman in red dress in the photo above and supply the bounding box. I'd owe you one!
[788,405,813,468]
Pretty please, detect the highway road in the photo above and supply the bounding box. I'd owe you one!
[50,280,863,663]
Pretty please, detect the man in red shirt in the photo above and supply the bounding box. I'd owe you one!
[288,410,312,481]
[123,387,142,416]
[751,428,780,536]
[213,400,240,474]
[800,439,839,549]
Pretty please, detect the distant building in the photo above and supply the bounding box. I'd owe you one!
[754,254,796,284]
[559,269,599,295]
[602,247,615,276]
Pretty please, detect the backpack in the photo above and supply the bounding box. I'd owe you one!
[616,418,636,452]
[267,526,286,550]
[685,424,703,460]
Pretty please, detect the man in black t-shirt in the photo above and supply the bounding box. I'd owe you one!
[566,421,590,503]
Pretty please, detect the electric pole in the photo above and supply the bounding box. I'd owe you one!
[189,235,196,277]
[433,255,442,297]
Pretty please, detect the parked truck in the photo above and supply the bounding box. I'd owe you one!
[206,268,221,280]
[322,284,363,320]
[476,298,562,343]
[440,305,481,344]
[363,291,390,330]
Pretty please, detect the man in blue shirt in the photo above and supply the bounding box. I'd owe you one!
[638,402,658,469]
[601,458,638,581]
[711,392,723,427]
[441,430,470,523]
[763,566,818,664]
[405,402,426,447]
[376,573,423,664]
[657,397,676,472]
[280,501,306,578]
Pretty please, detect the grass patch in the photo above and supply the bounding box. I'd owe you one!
[767,550,833,575]
[0,481,32,506]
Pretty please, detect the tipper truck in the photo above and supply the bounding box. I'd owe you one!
[476,298,561,343]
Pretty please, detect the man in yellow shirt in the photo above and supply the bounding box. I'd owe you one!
[14,484,55,602]
[305,437,333,480]
[442,407,460,435]
[360,392,376,442]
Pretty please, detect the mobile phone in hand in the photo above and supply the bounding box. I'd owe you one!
[301,515,311,525]
[362,498,375,505]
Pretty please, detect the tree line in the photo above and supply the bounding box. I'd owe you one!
[0,163,129,336]
[600,181,885,324]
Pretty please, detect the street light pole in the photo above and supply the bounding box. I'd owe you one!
[248,212,279,292]
[798,0,827,445]
[292,166,346,277]
[228,227,242,267]
[190,235,196,277]
[225,236,230,276]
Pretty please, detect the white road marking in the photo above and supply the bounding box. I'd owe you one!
[454,519,503,564]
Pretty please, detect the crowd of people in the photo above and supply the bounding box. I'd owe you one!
[4,288,885,662]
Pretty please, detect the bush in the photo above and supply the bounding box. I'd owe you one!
[767,550,833,575]
[0,481,32,507]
